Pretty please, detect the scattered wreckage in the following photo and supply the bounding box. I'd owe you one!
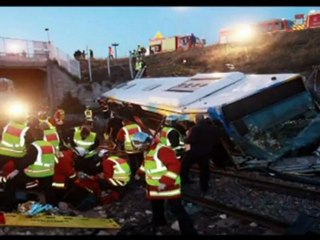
[101,69,320,176]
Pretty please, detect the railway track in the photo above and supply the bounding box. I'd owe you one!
[183,192,320,235]
[190,167,320,201]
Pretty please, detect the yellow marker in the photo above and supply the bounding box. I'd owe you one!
[1,213,120,230]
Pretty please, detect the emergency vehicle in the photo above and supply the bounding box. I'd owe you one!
[219,19,294,44]
[293,11,320,30]
[149,32,205,55]
[101,71,320,174]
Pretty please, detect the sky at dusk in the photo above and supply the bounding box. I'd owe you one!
[0,6,319,59]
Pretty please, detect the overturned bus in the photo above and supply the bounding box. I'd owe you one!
[101,71,320,174]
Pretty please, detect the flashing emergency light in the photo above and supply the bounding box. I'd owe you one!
[7,101,29,118]
[234,24,254,42]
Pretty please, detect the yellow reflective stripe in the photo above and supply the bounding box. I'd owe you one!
[0,146,24,153]
[149,188,181,197]
[108,178,118,186]
[26,181,39,189]
[52,182,65,188]
[114,179,125,186]
[69,173,77,179]
[139,165,145,173]
[165,171,178,179]
[0,176,7,183]
[74,139,94,146]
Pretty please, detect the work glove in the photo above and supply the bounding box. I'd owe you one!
[98,149,108,158]
[158,183,166,191]
[7,169,19,180]
[134,174,141,180]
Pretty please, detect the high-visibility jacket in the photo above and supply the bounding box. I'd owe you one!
[84,109,93,122]
[73,127,97,158]
[103,156,131,187]
[24,140,56,178]
[140,143,181,199]
[39,118,55,129]
[52,149,77,189]
[44,128,60,152]
[54,109,65,125]
[135,61,143,71]
[160,127,185,158]
[0,121,29,158]
[121,124,142,153]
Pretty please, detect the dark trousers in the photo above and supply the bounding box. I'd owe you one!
[181,151,210,193]
[150,198,197,235]
[0,172,56,211]
[128,152,144,176]
[0,155,22,169]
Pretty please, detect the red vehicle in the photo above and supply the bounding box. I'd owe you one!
[293,11,320,30]
[254,19,294,34]
[149,34,205,55]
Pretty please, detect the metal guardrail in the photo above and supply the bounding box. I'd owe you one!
[0,36,81,78]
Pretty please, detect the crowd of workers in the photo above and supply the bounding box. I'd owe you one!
[0,98,231,235]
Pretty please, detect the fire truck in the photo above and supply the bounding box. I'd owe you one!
[219,19,294,44]
[149,34,205,55]
[293,11,320,30]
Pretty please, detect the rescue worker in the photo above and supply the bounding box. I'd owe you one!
[65,124,101,175]
[84,106,93,126]
[53,105,65,138]
[0,128,57,211]
[38,110,55,129]
[105,111,123,143]
[0,109,32,169]
[51,146,97,211]
[98,149,131,204]
[159,116,185,160]
[181,114,217,196]
[134,57,143,77]
[39,121,61,154]
[97,98,110,120]
[116,119,143,177]
[133,132,197,235]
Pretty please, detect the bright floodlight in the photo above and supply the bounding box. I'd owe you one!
[7,101,29,118]
[235,25,254,42]
[310,10,316,14]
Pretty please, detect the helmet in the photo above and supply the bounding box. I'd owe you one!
[131,132,152,151]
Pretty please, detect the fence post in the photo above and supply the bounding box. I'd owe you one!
[107,56,111,78]
[129,53,134,79]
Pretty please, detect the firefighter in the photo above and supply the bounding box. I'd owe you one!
[132,132,197,235]
[0,128,57,211]
[84,106,93,126]
[116,119,143,178]
[134,57,143,77]
[98,149,131,204]
[159,116,185,160]
[65,124,101,175]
